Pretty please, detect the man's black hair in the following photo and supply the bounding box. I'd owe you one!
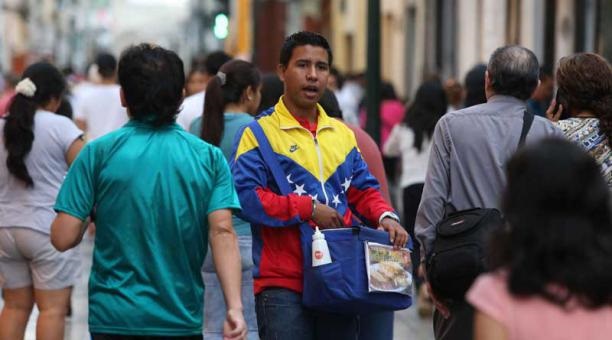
[279,31,333,67]
[95,52,117,79]
[204,51,232,76]
[118,43,184,126]
[330,67,344,89]
[487,45,540,100]
[257,73,284,114]
[464,64,487,107]
[319,89,343,119]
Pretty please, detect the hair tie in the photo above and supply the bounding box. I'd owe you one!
[217,72,226,86]
[15,78,37,97]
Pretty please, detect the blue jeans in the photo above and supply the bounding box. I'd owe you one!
[358,311,394,340]
[255,288,359,340]
[201,236,258,340]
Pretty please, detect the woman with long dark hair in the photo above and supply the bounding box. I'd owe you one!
[189,59,261,339]
[382,79,447,316]
[0,62,84,339]
[546,52,611,186]
[468,138,612,340]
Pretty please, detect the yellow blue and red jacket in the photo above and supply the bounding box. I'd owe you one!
[231,98,392,294]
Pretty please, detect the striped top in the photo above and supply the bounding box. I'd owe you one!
[556,117,611,186]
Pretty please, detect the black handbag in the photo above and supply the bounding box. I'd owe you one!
[426,110,534,300]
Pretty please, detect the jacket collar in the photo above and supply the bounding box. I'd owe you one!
[275,96,334,132]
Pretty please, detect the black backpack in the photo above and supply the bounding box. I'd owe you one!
[426,110,534,301]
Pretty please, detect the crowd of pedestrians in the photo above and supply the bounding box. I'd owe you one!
[0,30,610,340]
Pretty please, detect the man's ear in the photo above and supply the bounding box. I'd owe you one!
[276,64,286,82]
[119,88,127,108]
[484,70,491,89]
[245,85,255,100]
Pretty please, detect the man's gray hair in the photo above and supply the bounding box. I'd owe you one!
[487,45,540,100]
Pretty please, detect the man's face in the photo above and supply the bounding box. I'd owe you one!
[540,76,554,102]
[278,45,330,110]
[532,76,554,102]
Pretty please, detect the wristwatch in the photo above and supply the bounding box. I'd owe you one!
[311,197,317,218]
[379,211,400,224]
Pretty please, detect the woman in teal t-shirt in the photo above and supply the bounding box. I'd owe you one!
[190,59,261,340]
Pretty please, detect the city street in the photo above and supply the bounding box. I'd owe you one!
[0,233,434,340]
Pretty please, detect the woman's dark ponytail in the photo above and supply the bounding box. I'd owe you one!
[201,60,261,146]
[4,96,37,186]
[201,76,226,146]
[3,62,66,187]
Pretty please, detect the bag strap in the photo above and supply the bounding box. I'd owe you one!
[443,110,534,216]
[248,120,292,196]
[249,121,320,237]
[518,110,534,148]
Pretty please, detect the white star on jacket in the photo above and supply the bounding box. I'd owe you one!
[341,177,352,193]
[332,194,341,207]
[293,183,307,196]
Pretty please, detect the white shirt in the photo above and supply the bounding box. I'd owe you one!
[336,82,363,126]
[176,91,205,130]
[383,123,432,188]
[74,84,128,141]
[0,110,83,233]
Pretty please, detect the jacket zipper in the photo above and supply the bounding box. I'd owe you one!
[313,137,330,205]
[282,125,331,205]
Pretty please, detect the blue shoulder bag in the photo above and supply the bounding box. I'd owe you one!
[248,120,412,314]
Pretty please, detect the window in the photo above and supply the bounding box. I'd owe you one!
[543,0,557,69]
[435,0,457,80]
[404,6,417,97]
[574,0,598,52]
[597,0,612,61]
[506,0,521,44]
[345,33,354,72]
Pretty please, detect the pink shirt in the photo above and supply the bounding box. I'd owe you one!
[358,100,405,148]
[467,272,612,340]
[346,123,391,205]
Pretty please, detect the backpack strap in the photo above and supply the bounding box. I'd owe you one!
[248,120,292,196]
[518,110,534,148]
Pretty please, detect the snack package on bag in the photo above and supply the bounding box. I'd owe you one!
[365,242,412,295]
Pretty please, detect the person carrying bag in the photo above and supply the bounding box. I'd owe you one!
[249,120,412,314]
[426,110,534,301]
[230,31,410,340]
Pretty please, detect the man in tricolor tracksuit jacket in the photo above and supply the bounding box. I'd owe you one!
[231,31,408,340]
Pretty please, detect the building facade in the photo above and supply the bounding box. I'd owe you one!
[330,0,612,100]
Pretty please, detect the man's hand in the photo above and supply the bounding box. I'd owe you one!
[378,217,408,248]
[223,308,247,340]
[311,203,344,229]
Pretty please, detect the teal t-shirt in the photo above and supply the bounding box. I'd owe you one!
[189,113,253,236]
[55,120,241,336]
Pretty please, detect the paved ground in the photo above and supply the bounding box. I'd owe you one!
[1,234,435,340]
